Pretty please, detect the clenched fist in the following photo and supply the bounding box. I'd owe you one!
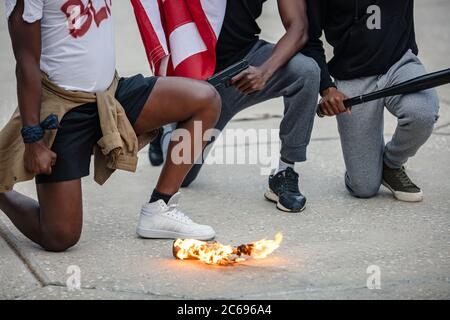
[320,87,351,117]
[24,140,57,175]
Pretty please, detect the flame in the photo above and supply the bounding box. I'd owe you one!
[173,238,234,265]
[173,233,283,265]
[248,232,283,259]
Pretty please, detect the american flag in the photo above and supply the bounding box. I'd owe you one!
[131,0,226,80]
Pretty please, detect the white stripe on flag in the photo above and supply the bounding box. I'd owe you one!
[139,0,168,55]
[169,22,207,69]
[200,0,227,38]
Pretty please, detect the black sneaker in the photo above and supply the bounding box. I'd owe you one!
[382,164,423,202]
[264,167,306,213]
[148,130,163,166]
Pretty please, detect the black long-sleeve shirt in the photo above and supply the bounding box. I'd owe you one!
[302,0,418,92]
[216,0,266,72]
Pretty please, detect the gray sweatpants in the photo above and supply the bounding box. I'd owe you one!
[336,50,440,198]
[161,40,321,186]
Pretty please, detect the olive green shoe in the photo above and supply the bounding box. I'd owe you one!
[382,164,423,202]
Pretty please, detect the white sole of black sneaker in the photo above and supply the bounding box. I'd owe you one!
[136,228,215,241]
[382,180,424,202]
[264,189,306,213]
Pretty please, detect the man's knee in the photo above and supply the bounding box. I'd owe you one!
[399,93,439,136]
[41,224,81,252]
[406,108,438,135]
[287,55,320,84]
[345,174,381,199]
[196,83,222,123]
[302,57,321,86]
[348,183,381,199]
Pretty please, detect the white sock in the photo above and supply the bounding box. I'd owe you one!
[276,158,295,174]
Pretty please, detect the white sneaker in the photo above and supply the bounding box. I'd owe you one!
[136,192,216,240]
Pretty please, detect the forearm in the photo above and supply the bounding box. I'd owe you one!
[7,0,56,176]
[16,58,42,127]
[259,25,307,76]
[230,0,308,94]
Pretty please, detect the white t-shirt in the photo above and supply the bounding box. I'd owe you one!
[5,0,116,93]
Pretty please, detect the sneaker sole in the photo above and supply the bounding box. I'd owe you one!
[264,189,306,213]
[382,180,424,202]
[136,227,215,241]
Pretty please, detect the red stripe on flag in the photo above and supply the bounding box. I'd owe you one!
[188,0,218,52]
[162,0,193,31]
[187,0,218,75]
[130,0,166,74]
[174,51,215,80]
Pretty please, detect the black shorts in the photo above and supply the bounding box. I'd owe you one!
[36,74,158,184]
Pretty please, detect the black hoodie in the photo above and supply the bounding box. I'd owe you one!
[302,0,418,92]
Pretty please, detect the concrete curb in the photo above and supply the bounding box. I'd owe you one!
[0,220,52,287]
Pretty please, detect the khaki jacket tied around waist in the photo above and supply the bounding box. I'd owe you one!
[0,72,158,193]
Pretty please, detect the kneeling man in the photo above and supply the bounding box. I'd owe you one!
[303,0,440,201]
[153,0,320,213]
[0,0,221,251]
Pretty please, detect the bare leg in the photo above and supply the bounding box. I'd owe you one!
[0,77,220,249]
[0,180,83,252]
[0,191,40,243]
[134,77,221,195]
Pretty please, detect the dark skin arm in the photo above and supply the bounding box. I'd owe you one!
[231,0,309,94]
[8,0,56,175]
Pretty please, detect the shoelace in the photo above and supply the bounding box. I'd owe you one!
[282,170,300,193]
[165,203,193,223]
[395,167,416,187]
